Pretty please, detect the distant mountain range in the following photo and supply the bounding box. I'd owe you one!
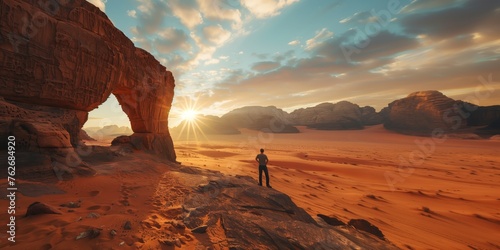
[83,125,133,140]
[172,91,500,138]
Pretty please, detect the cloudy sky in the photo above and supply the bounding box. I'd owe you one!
[85,0,500,128]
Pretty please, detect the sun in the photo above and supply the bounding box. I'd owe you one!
[181,109,198,122]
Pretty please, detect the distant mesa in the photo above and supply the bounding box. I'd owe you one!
[83,125,133,140]
[220,106,299,133]
[172,115,240,136]
[290,101,382,130]
[177,91,499,137]
[382,90,500,137]
[79,129,96,141]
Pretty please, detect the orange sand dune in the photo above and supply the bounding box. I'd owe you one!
[174,125,500,250]
[1,125,498,249]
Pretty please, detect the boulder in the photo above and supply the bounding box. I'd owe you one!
[348,219,385,240]
[317,214,346,226]
[25,202,62,216]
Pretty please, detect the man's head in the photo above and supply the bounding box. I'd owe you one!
[260,148,264,153]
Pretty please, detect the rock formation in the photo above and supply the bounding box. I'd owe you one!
[360,106,383,126]
[221,106,299,133]
[383,91,466,133]
[0,0,176,178]
[381,91,500,135]
[174,168,398,249]
[467,105,500,137]
[84,125,133,140]
[290,101,367,130]
[79,129,95,141]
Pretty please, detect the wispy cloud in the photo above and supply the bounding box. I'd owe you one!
[87,0,107,12]
[127,9,137,18]
[241,0,299,18]
[306,28,333,50]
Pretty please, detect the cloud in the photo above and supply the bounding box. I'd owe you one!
[87,0,106,12]
[401,0,500,41]
[169,0,203,29]
[241,0,299,18]
[134,0,171,36]
[400,0,462,13]
[251,61,281,72]
[205,58,220,65]
[198,0,242,27]
[202,25,232,45]
[153,28,191,54]
[288,40,300,46]
[339,11,373,24]
[127,9,137,18]
[272,50,295,62]
[305,28,333,50]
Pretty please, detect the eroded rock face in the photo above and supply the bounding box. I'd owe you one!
[176,171,398,249]
[383,91,468,134]
[290,101,366,130]
[221,106,299,133]
[0,0,176,176]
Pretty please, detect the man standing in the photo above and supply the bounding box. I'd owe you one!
[255,148,271,188]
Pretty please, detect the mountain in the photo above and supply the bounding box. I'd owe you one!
[382,90,500,136]
[84,125,133,140]
[220,106,299,133]
[290,101,381,130]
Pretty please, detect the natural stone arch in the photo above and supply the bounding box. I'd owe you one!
[0,0,176,166]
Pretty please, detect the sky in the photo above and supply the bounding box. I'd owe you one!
[84,0,500,128]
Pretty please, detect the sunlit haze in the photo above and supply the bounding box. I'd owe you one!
[85,0,500,128]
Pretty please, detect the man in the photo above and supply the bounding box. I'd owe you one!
[255,148,271,188]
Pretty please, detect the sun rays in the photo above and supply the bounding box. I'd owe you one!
[180,109,198,122]
[172,96,210,142]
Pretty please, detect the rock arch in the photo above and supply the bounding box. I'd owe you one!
[0,0,176,167]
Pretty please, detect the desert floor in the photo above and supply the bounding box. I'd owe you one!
[0,125,499,249]
[173,125,500,250]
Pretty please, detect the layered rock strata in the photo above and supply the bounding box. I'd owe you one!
[0,0,176,178]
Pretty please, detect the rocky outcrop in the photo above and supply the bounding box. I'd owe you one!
[383,91,468,134]
[467,105,500,137]
[79,129,95,141]
[0,0,176,178]
[221,106,299,133]
[290,101,366,130]
[360,106,383,126]
[25,202,62,217]
[174,168,398,249]
[172,115,240,136]
[467,105,500,126]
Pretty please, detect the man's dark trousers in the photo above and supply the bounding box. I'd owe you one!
[259,165,270,187]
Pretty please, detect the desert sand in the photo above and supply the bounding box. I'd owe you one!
[1,125,499,249]
[172,125,500,249]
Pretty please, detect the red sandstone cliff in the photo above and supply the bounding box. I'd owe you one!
[0,0,176,178]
